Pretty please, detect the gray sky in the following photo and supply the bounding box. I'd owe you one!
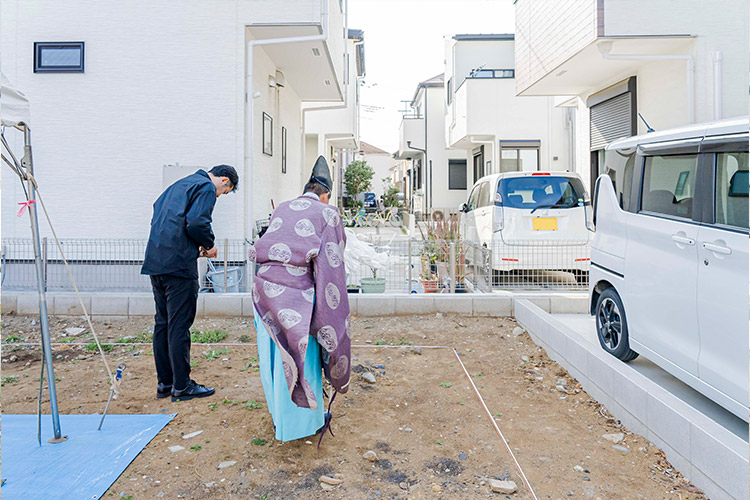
[348,0,515,153]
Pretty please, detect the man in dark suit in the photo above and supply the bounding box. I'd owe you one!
[142,164,238,401]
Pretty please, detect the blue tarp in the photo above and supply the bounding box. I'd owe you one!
[1,413,175,500]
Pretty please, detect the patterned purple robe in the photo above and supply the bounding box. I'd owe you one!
[249,193,351,409]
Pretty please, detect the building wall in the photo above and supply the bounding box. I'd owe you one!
[604,0,748,123]
[514,0,598,94]
[452,40,515,89]
[1,0,346,241]
[425,87,467,212]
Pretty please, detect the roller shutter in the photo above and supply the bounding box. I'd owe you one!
[590,92,633,150]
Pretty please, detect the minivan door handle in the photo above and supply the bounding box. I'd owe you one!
[671,234,695,246]
[703,242,732,255]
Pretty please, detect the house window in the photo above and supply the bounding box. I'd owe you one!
[448,159,467,190]
[34,42,85,73]
[500,141,541,172]
[446,78,453,106]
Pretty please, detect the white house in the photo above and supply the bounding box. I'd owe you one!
[514,0,749,193]
[1,0,352,243]
[397,74,466,218]
[444,34,571,184]
[353,141,392,200]
[304,28,366,208]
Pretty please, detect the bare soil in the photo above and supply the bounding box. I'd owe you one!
[1,313,706,499]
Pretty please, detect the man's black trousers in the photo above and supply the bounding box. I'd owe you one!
[150,274,199,391]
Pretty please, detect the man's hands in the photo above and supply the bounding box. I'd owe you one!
[199,246,218,259]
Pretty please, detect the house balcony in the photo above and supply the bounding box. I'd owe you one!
[397,115,425,159]
[447,76,517,149]
[514,0,695,97]
[245,0,346,102]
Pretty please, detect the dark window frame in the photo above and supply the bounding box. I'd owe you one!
[448,159,467,190]
[34,42,85,73]
[281,126,287,173]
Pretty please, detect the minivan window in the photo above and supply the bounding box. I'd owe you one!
[467,184,480,211]
[641,154,697,219]
[496,176,585,210]
[477,181,491,208]
[603,148,635,210]
[715,152,748,229]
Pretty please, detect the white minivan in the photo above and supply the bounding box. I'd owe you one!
[589,117,749,422]
[460,171,592,281]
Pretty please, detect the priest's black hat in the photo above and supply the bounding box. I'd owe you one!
[309,155,333,192]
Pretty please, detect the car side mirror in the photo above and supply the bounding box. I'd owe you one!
[459,203,468,213]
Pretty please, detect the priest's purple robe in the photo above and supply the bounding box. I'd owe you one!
[249,193,351,409]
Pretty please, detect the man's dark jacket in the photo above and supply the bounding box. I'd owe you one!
[141,170,216,279]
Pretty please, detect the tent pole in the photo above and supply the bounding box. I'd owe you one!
[23,126,65,443]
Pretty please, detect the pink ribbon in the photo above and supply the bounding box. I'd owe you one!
[17,199,35,217]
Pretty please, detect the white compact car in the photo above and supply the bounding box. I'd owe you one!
[460,171,592,281]
[589,117,749,422]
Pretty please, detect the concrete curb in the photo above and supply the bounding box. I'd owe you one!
[1,291,589,318]
[514,299,749,500]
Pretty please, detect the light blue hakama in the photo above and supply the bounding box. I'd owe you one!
[254,307,324,442]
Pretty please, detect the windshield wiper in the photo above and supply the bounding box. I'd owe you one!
[531,202,565,214]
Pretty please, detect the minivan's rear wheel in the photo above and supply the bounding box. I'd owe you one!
[595,288,638,362]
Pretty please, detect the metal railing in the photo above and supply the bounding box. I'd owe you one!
[1,236,590,294]
[1,238,252,293]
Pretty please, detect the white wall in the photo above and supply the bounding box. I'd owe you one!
[452,40,515,89]
[1,0,346,241]
[514,0,598,94]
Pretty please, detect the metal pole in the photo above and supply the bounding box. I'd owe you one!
[449,241,456,294]
[23,127,65,443]
[42,237,48,290]
[223,238,229,292]
[407,237,413,293]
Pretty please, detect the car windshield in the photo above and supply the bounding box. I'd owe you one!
[496,176,585,210]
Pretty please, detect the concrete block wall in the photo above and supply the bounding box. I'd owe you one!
[1,291,588,319]
[514,299,749,500]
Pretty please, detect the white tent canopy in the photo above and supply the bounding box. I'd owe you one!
[1,72,31,127]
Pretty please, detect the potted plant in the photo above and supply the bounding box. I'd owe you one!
[360,265,387,294]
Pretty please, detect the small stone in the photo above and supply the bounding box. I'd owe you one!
[305,440,313,445]
[602,433,624,443]
[612,445,630,453]
[403,427,412,432]
[319,475,343,485]
[182,430,204,439]
[31,320,37,326]
[432,484,441,492]
[399,482,408,490]
[217,461,237,469]
[573,465,584,472]
[10,355,18,362]
[168,446,184,453]
[320,483,335,491]
[361,372,376,384]
[363,450,379,462]
[66,327,85,336]
[489,479,517,494]
[521,356,530,363]
[205,481,215,487]
[512,327,524,337]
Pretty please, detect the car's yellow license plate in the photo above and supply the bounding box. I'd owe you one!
[532,217,558,231]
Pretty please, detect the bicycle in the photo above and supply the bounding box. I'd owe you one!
[369,208,402,227]
[342,208,369,227]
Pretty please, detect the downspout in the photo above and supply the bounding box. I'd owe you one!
[599,45,694,124]
[713,50,722,120]
[246,0,330,239]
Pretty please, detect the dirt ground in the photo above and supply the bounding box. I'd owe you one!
[1,313,707,500]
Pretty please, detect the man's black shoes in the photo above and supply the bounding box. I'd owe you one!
[156,383,172,399]
[171,380,215,402]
